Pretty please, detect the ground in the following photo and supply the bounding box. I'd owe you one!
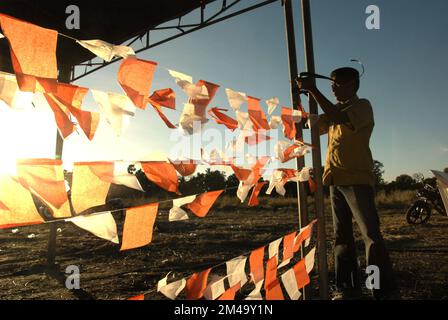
[0,197,447,300]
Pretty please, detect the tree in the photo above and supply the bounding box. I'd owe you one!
[373,160,385,186]
[412,173,424,183]
[394,174,416,190]
[444,168,448,173]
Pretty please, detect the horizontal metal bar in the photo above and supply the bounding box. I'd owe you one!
[72,0,279,81]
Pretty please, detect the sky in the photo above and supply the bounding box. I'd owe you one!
[0,0,447,182]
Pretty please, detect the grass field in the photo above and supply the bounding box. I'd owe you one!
[0,190,446,300]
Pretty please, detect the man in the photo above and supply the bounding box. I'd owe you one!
[298,67,398,300]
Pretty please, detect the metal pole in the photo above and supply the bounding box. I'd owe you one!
[47,65,72,267]
[283,0,309,299]
[301,0,329,299]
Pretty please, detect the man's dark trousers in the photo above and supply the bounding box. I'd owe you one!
[330,184,396,297]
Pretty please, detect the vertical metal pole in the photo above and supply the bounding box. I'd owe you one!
[301,0,329,299]
[47,65,72,267]
[283,0,309,299]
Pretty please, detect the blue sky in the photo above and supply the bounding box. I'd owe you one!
[70,0,448,182]
[2,0,445,182]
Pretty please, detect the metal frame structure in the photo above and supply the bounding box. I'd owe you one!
[11,0,329,299]
[71,0,279,81]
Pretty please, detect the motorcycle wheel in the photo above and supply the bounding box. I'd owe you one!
[406,201,431,224]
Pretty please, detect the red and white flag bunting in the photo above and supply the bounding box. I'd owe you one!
[155,220,316,300]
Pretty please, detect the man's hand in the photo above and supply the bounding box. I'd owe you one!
[296,76,316,92]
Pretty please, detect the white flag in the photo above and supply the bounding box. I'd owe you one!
[280,268,302,300]
[266,170,286,196]
[0,72,33,109]
[92,90,136,136]
[71,212,119,244]
[204,275,228,300]
[268,116,281,129]
[235,110,250,130]
[431,170,448,215]
[78,39,135,62]
[266,97,279,115]
[168,69,208,100]
[226,256,248,288]
[112,161,143,191]
[237,181,254,203]
[268,237,282,262]
[179,103,207,134]
[305,247,316,273]
[157,276,186,300]
[225,88,247,111]
[169,195,197,221]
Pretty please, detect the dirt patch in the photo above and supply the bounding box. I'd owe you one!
[0,204,447,300]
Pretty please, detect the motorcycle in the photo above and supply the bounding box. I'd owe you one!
[405,184,446,224]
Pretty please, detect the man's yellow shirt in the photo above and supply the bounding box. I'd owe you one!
[316,95,376,186]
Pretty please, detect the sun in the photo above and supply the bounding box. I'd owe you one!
[0,104,57,176]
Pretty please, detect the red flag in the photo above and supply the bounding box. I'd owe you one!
[293,258,310,289]
[230,165,252,182]
[248,96,270,131]
[248,181,266,207]
[169,160,198,177]
[71,162,113,214]
[0,14,58,93]
[281,107,296,140]
[118,58,157,109]
[43,93,75,139]
[293,220,317,253]
[265,279,285,300]
[141,162,179,193]
[188,80,220,119]
[264,256,285,300]
[187,190,223,218]
[44,83,99,140]
[148,88,177,129]
[208,107,239,131]
[120,203,158,251]
[282,231,297,262]
[218,283,241,300]
[249,246,265,283]
[148,88,176,109]
[16,159,70,218]
[186,268,211,300]
[0,175,44,229]
[128,294,145,300]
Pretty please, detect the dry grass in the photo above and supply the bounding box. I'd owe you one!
[375,190,415,209]
[215,189,415,211]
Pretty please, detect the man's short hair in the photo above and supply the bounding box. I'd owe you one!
[330,67,360,92]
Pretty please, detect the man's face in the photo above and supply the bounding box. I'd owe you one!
[331,75,356,102]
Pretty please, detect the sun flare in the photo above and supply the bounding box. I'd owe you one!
[0,106,56,176]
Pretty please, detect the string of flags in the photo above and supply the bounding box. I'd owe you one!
[0,158,316,250]
[0,13,319,143]
[128,220,317,300]
[0,13,322,298]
